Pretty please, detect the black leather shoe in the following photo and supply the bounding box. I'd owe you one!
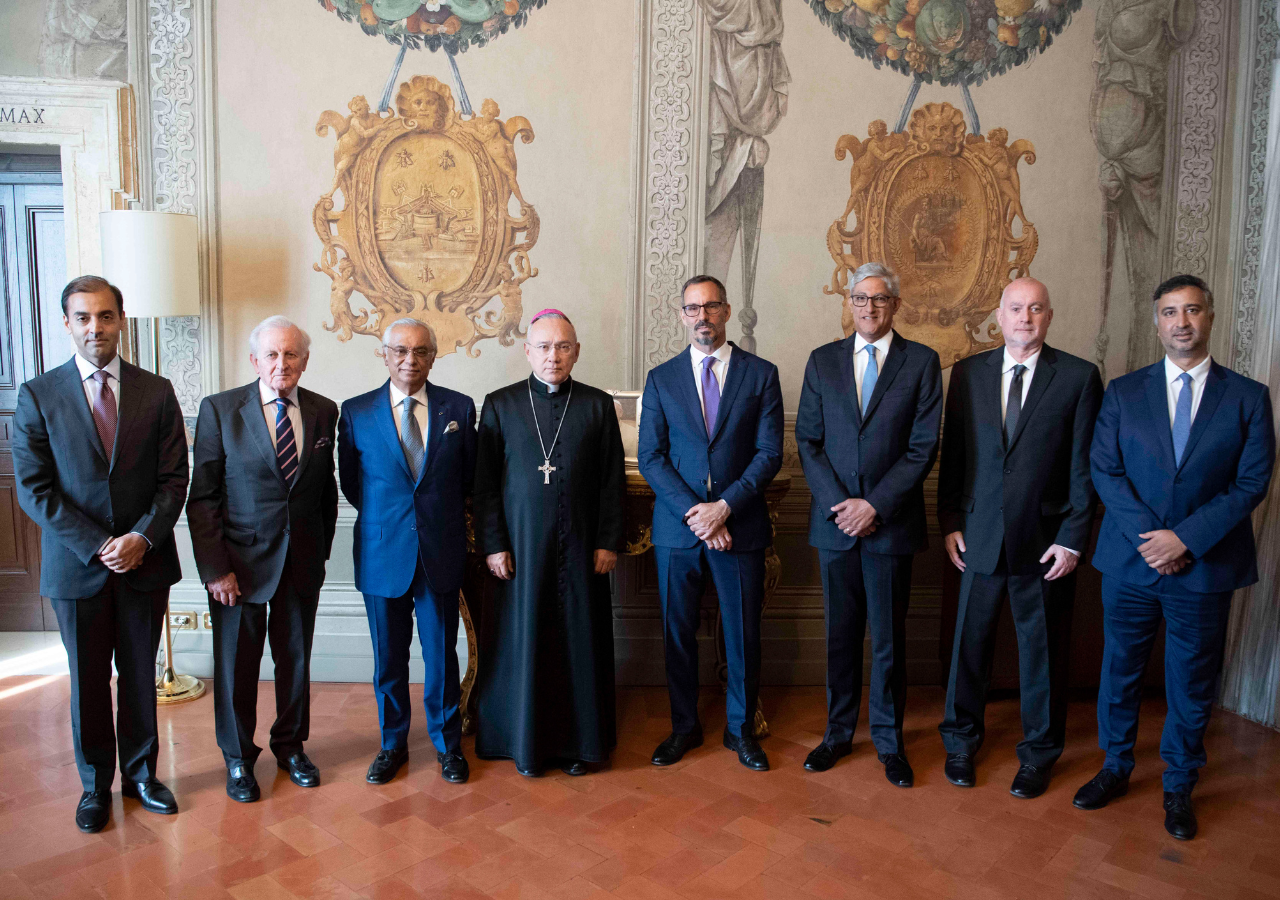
[1072,769,1129,810]
[651,728,704,766]
[226,764,260,803]
[75,790,111,833]
[121,779,178,815]
[880,753,914,788]
[1010,764,1052,799]
[277,752,320,788]
[1163,791,1197,841]
[723,727,769,771]
[560,759,588,776]
[366,747,408,784]
[944,753,975,787]
[804,741,852,772]
[437,750,469,784]
[516,762,541,777]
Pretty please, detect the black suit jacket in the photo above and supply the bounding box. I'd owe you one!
[796,331,943,554]
[13,356,188,599]
[938,344,1103,576]
[187,382,339,604]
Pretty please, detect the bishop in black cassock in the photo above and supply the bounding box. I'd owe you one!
[474,311,626,776]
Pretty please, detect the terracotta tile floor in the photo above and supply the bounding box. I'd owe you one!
[2,678,1278,900]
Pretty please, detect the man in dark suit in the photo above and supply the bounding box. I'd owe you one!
[639,275,783,771]
[13,275,188,832]
[937,278,1102,798]
[1074,274,1274,840]
[187,316,338,802]
[338,318,477,785]
[795,262,942,787]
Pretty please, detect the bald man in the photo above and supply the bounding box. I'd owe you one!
[937,278,1102,798]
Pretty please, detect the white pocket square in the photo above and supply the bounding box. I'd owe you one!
[444,420,459,434]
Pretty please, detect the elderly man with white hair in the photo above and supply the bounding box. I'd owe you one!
[338,318,477,786]
[187,315,339,802]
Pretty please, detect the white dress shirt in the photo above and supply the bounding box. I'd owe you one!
[853,331,893,407]
[259,380,302,449]
[74,352,121,413]
[1164,355,1212,427]
[1000,346,1041,423]
[389,381,430,451]
[690,341,732,422]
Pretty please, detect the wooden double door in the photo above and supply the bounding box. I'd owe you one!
[1,165,67,630]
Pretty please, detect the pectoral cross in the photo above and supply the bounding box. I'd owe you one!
[538,460,556,484]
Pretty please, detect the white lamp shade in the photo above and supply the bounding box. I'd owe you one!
[99,210,200,318]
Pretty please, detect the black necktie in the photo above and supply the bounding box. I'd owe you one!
[1005,364,1026,444]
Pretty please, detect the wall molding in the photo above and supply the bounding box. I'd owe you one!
[628,0,711,388]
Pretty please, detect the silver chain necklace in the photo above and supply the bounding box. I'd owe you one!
[527,380,574,485]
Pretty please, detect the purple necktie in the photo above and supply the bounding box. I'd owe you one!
[701,355,720,436]
[90,369,117,460]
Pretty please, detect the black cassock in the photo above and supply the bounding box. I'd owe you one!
[474,375,626,768]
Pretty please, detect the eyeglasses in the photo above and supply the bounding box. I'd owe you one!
[849,293,896,308]
[385,346,433,360]
[681,301,727,317]
[529,342,575,354]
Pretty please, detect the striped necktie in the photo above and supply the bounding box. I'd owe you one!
[90,369,117,460]
[274,398,298,484]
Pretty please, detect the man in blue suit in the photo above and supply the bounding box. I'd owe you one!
[794,262,943,787]
[338,318,477,785]
[1074,275,1274,840]
[639,275,784,771]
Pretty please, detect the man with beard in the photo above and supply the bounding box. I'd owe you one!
[639,276,784,771]
[1074,275,1274,840]
[473,310,626,776]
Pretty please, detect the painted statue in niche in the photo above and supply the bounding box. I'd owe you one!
[699,0,790,354]
[1090,0,1194,380]
[313,75,539,356]
[824,102,1038,369]
[38,0,126,81]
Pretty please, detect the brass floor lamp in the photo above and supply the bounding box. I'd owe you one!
[100,209,206,705]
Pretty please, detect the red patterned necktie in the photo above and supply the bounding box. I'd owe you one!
[90,369,117,460]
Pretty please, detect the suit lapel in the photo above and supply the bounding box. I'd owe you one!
[1006,346,1057,452]
[861,332,907,424]
[836,335,862,428]
[239,383,288,488]
[978,348,1004,436]
[1177,361,1227,471]
[672,347,707,442]
[109,361,146,472]
[295,389,318,480]
[421,381,446,482]
[375,380,414,481]
[708,343,746,445]
[1146,364,1178,470]
[60,358,107,463]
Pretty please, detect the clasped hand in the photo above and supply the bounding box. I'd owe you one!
[832,498,877,537]
[685,500,732,552]
[1138,529,1189,575]
[98,533,147,573]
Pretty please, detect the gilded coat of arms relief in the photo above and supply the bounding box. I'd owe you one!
[314,75,538,355]
[825,101,1037,368]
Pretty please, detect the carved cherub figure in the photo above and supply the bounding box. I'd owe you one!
[834,121,904,232]
[321,256,367,341]
[316,96,393,201]
[973,126,1034,230]
[463,99,534,212]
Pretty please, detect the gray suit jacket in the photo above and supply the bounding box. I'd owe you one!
[13,356,188,599]
[186,382,339,604]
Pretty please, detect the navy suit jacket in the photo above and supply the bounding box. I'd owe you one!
[1090,360,1274,593]
[638,343,784,551]
[796,331,943,554]
[338,380,477,597]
